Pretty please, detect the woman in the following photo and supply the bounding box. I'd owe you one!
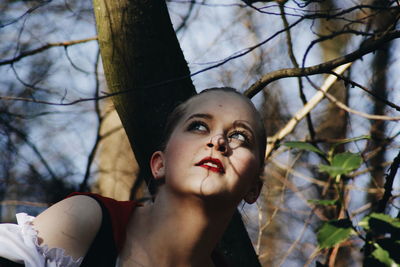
[0,87,266,266]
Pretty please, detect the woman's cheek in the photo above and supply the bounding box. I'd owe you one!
[235,151,259,181]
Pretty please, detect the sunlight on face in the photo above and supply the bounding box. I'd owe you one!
[160,91,264,205]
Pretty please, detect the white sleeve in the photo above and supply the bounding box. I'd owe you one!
[0,213,83,267]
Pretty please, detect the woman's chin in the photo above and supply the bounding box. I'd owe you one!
[196,185,239,205]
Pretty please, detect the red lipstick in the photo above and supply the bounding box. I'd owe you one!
[195,157,225,174]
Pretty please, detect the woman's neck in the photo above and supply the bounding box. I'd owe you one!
[120,189,236,267]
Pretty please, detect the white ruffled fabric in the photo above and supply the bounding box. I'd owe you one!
[0,213,83,267]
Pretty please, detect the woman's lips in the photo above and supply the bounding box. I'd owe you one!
[195,157,225,174]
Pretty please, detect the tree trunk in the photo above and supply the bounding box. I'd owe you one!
[367,0,394,208]
[317,1,351,265]
[92,0,195,194]
[92,0,261,265]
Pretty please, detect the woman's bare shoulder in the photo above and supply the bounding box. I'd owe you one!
[32,195,102,260]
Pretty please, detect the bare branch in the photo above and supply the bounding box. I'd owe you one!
[244,30,400,98]
[279,3,316,141]
[328,72,400,112]
[189,16,305,78]
[377,150,400,213]
[0,117,57,180]
[264,63,352,159]
[0,94,109,106]
[0,0,52,28]
[0,37,97,66]
[64,46,92,74]
[101,126,124,140]
[175,0,196,33]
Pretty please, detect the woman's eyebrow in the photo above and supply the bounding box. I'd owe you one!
[186,113,213,122]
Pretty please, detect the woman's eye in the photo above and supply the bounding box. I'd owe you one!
[187,121,208,132]
[229,131,250,144]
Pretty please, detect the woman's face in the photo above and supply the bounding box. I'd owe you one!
[152,91,263,205]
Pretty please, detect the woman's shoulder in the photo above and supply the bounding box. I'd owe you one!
[67,192,141,252]
[32,194,103,261]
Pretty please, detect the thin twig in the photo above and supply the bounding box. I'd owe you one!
[0,37,97,66]
[279,3,316,142]
[280,211,316,266]
[79,49,102,192]
[256,152,301,256]
[0,117,57,180]
[0,200,50,208]
[268,168,328,220]
[322,90,400,121]
[329,72,400,112]
[175,0,195,33]
[0,94,110,106]
[0,0,52,28]
[377,150,400,213]
[328,244,340,267]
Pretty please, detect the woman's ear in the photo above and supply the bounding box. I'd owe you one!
[150,151,166,179]
[244,179,263,204]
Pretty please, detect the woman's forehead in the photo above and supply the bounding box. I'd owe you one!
[185,91,256,119]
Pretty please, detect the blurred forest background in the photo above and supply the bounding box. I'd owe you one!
[1,0,399,266]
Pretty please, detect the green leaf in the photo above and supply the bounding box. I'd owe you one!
[358,217,369,230]
[372,244,397,267]
[332,152,363,169]
[317,219,354,249]
[318,152,362,176]
[370,213,400,228]
[283,141,325,155]
[378,238,400,264]
[307,199,338,206]
[359,213,400,235]
[333,135,371,147]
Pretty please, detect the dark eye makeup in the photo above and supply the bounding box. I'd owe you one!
[187,120,209,132]
[186,119,254,147]
[228,130,252,146]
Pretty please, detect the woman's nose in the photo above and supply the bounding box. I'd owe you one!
[207,134,228,153]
